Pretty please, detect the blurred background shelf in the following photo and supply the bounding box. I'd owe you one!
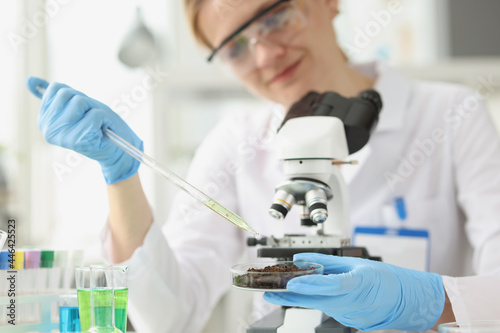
[1,0,500,332]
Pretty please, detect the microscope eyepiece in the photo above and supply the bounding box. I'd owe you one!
[280,89,383,154]
[357,89,383,113]
[269,190,295,220]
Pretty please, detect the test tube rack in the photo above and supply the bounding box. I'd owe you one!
[0,294,59,332]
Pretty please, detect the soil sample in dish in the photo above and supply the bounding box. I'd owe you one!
[233,264,316,289]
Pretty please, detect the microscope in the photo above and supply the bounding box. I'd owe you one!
[246,89,383,333]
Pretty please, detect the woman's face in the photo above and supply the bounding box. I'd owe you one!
[198,0,343,107]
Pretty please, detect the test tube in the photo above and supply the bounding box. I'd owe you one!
[66,250,84,289]
[13,251,25,324]
[88,265,123,333]
[50,250,66,323]
[71,250,84,267]
[24,249,41,324]
[54,250,67,291]
[0,250,10,325]
[59,293,81,332]
[75,267,91,331]
[0,250,9,295]
[40,250,54,293]
[25,250,41,292]
[0,230,6,250]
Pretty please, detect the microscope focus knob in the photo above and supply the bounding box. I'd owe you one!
[247,237,268,246]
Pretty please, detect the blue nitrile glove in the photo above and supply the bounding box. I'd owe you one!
[26,76,143,185]
[264,253,445,332]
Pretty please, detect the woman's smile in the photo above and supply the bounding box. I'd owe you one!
[268,56,304,85]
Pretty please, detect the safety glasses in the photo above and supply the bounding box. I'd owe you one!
[207,0,307,76]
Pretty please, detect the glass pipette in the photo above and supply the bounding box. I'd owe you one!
[33,84,258,236]
[104,128,258,236]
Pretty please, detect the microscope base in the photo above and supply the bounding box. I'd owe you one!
[247,308,353,333]
[257,246,381,261]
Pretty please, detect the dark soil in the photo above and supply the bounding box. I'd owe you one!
[234,264,315,289]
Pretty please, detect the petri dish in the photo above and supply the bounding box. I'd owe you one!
[438,321,500,333]
[231,261,323,292]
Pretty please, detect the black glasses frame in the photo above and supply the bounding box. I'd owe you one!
[206,0,292,62]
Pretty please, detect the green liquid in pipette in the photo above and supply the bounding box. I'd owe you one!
[204,199,258,236]
[101,128,259,237]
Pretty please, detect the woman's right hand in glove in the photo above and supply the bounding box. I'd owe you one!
[26,76,143,185]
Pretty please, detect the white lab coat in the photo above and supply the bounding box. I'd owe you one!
[102,62,500,333]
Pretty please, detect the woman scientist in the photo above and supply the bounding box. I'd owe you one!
[27,0,500,332]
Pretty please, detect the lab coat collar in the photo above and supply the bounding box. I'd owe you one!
[352,61,411,132]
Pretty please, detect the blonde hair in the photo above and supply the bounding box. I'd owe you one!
[184,0,213,49]
[184,0,348,60]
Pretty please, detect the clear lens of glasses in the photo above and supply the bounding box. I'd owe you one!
[215,1,307,76]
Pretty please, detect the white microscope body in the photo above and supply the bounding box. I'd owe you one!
[272,116,351,246]
[246,90,382,333]
[273,116,352,333]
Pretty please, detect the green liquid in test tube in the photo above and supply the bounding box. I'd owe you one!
[76,265,129,333]
[86,266,124,333]
[77,288,128,332]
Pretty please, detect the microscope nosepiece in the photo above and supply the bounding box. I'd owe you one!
[269,190,295,220]
[306,189,329,223]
